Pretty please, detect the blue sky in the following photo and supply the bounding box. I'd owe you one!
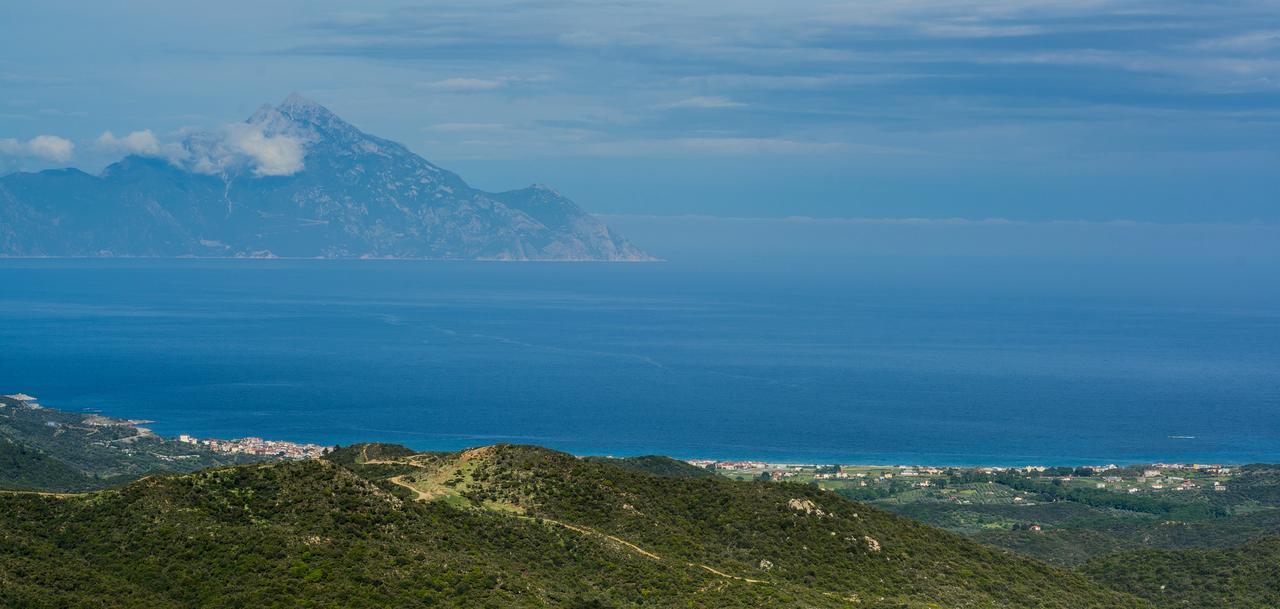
[1,0,1278,221]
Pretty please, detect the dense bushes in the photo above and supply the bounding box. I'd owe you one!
[1083,537,1280,608]
[0,447,1153,608]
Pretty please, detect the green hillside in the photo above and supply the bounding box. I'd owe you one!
[1082,537,1280,608]
[0,401,251,492]
[843,467,1280,569]
[580,454,718,479]
[353,443,1147,607]
[0,444,1150,609]
[0,437,111,491]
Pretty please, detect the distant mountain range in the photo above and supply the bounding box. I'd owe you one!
[0,94,653,261]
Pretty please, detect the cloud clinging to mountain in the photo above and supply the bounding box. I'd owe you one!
[179,124,306,177]
[96,130,162,156]
[0,135,74,162]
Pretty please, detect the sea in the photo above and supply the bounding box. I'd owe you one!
[2,218,1279,466]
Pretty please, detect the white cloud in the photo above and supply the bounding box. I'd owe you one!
[143,123,309,178]
[225,124,305,176]
[0,134,74,162]
[29,135,75,162]
[96,130,162,156]
[660,96,746,109]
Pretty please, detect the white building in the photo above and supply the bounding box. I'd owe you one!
[1,393,40,408]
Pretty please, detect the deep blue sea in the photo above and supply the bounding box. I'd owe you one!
[2,250,1279,465]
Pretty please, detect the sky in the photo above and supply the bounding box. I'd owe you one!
[1,0,1278,222]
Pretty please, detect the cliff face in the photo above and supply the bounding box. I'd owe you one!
[0,94,654,261]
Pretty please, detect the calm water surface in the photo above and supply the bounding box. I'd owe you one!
[1,258,1278,465]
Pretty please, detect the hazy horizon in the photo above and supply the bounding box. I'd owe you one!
[4,0,1279,223]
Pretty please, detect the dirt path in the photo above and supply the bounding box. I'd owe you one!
[533,518,763,584]
[387,475,436,501]
[0,489,82,498]
[535,518,663,561]
[695,563,765,584]
[376,452,760,585]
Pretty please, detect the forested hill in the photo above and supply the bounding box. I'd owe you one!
[0,443,1149,609]
[1082,536,1280,608]
[0,397,251,492]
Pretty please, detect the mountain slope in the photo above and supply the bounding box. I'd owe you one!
[1082,537,1280,608]
[0,399,251,492]
[0,460,904,609]
[0,94,652,261]
[0,444,1153,609]
[581,454,718,479]
[340,443,1150,608]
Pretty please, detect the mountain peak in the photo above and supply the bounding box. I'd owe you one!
[279,92,325,113]
[274,92,338,125]
[2,97,654,261]
[246,93,347,141]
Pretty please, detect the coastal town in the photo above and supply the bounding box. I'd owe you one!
[176,433,327,460]
[2,391,1239,497]
[4,392,326,462]
[692,458,1236,499]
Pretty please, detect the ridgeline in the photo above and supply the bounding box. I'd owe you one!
[3,399,1277,607]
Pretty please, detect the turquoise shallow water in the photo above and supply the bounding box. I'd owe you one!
[1,258,1278,465]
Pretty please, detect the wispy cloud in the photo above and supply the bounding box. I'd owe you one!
[659,96,745,109]
[417,74,553,92]
[0,71,69,86]
[1194,30,1280,52]
[427,122,507,132]
[675,137,844,155]
[422,77,506,91]
[570,136,911,158]
[915,22,1046,38]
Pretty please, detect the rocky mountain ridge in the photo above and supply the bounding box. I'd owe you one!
[0,94,653,261]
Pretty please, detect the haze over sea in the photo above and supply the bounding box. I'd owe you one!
[3,217,1278,466]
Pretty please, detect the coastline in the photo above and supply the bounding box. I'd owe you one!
[0,392,1252,507]
[150,423,1270,471]
[58,401,1272,470]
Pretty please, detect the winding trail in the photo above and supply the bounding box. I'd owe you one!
[531,517,663,561]
[696,563,765,584]
[0,489,82,498]
[387,475,435,501]
[377,453,763,585]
